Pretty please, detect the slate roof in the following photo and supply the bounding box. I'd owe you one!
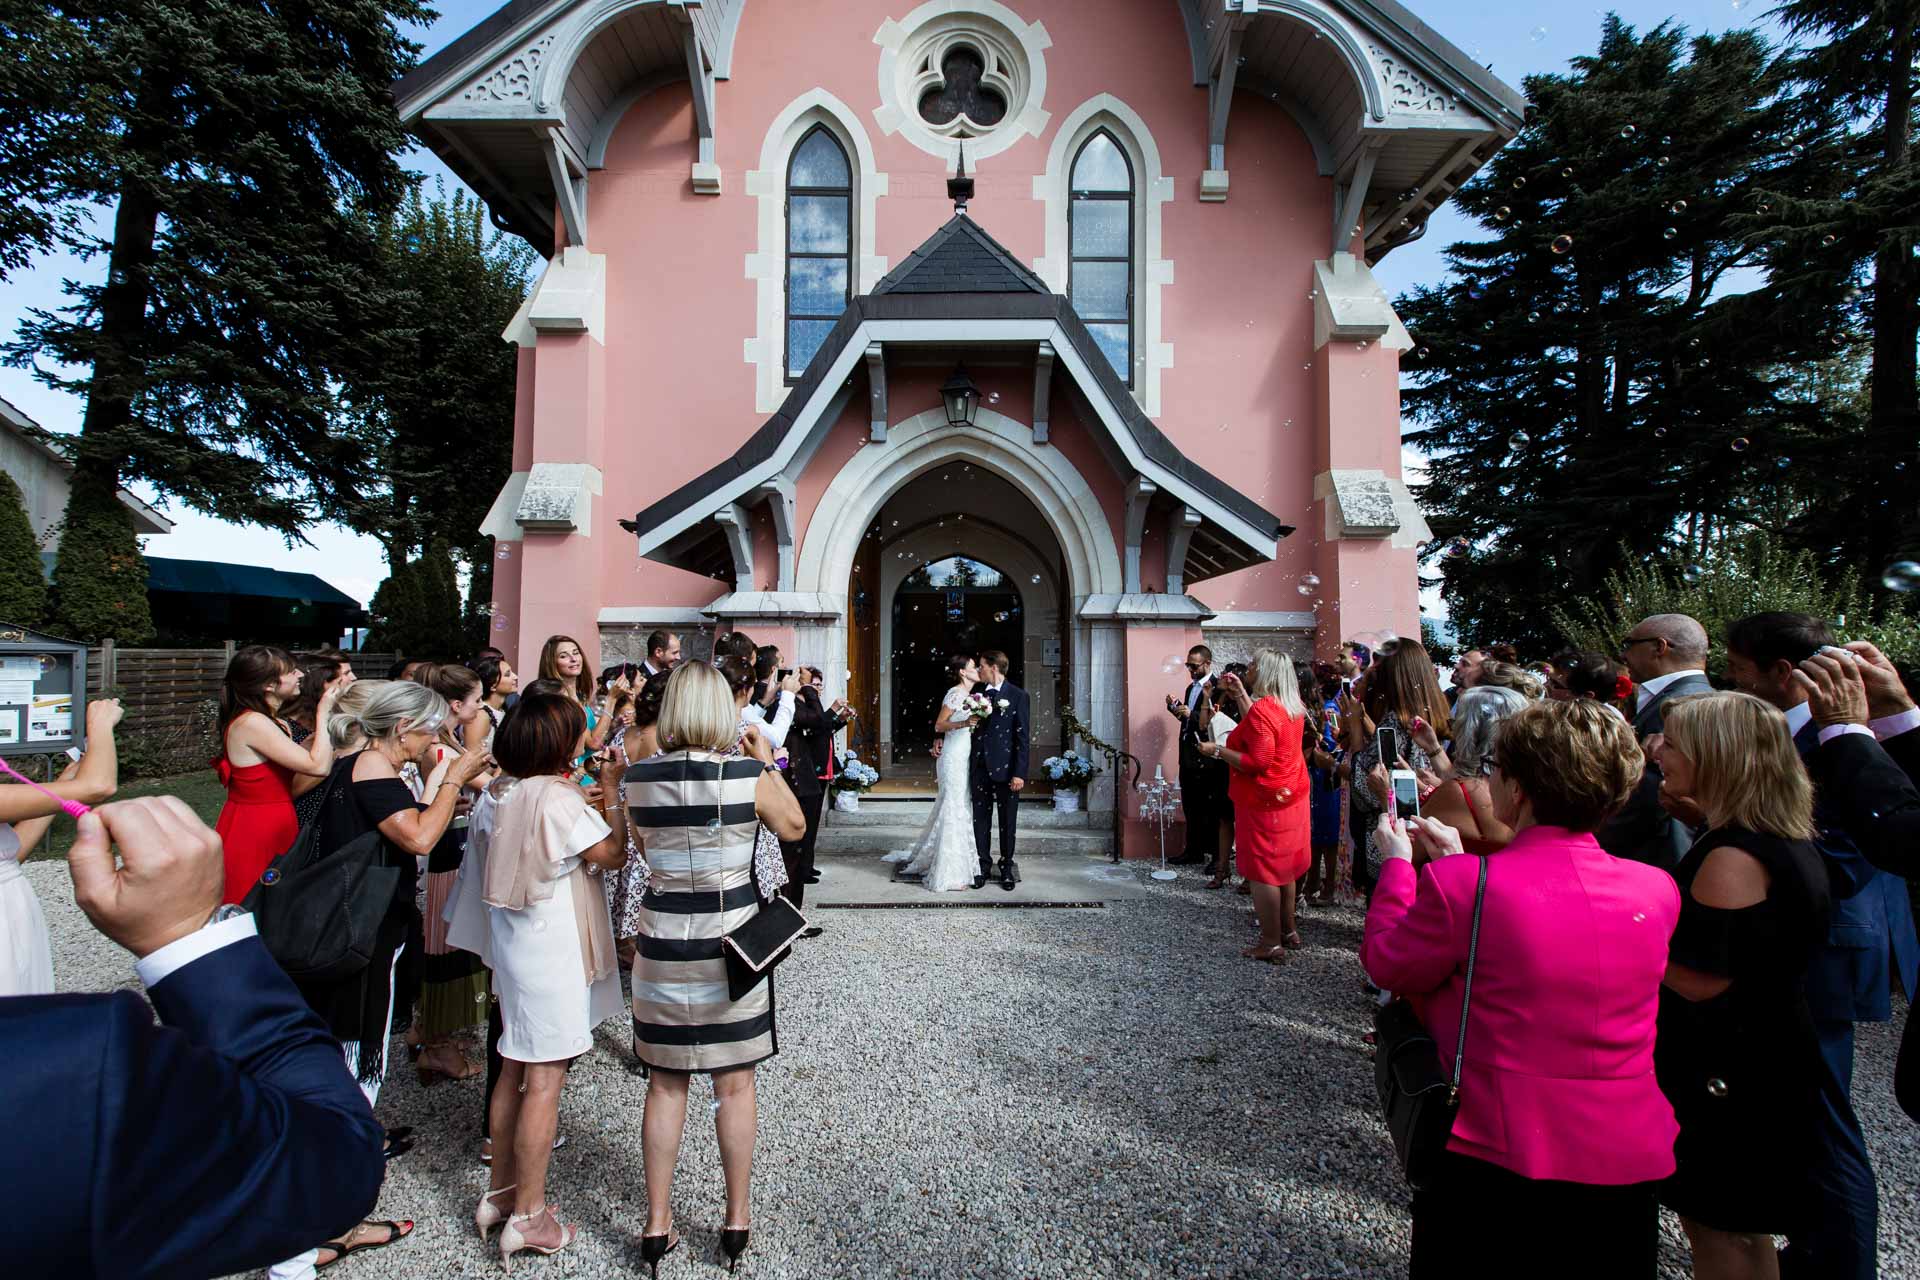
[872,215,1052,296]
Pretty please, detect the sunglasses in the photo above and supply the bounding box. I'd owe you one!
[1619,636,1659,651]
[1184,661,1206,670]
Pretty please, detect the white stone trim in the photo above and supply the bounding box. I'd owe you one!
[1311,253,1412,352]
[873,2,1051,165]
[744,89,889,413]
[1032,95,1175,417]
[1204,611,1320,630]
[797,407,1124,606]
[503,246,606,345]
[597,606,714,626]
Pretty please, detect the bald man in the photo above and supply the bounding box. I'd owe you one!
[1597,613,1713,868]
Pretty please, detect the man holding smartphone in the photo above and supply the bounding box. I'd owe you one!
[1167,645,1220,865]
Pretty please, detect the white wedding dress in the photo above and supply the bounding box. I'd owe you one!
[884,684,980,892]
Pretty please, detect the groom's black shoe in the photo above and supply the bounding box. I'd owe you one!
[998,859,1019,891]
[972,872,990,890]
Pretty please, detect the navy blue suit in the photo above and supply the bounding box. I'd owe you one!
[1787,720,1919,1280]
[970,681,1031,876]
[0,930,384,1279]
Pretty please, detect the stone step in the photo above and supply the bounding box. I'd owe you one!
[814,824,1114,858]
[824,800,1093,829]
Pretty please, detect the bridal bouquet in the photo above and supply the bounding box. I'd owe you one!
[960,691,994,722]
[1042,751,1101,791]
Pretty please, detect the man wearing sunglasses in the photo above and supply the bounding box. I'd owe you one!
[1596,613,1712,868]
[1166,646,1220,865]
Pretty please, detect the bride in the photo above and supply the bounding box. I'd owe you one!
[885,653,986,891]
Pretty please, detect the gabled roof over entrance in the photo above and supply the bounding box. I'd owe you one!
[621,213,1293,592]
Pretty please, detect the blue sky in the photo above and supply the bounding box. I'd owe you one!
[0,0,1782,608]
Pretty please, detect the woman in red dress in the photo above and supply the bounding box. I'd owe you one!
[215,644,346,903]
[1199,648,1311,963]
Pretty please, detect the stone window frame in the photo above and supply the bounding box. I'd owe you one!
[784,125,855,383]
[1068,129,1137,387]
[873,1,1052,164]
[745,91,888,414]
[1034,95,1175,417]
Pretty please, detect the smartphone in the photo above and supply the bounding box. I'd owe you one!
[778,668,794,682]
[1391,768,1421,820]
[1375,726,1400,770]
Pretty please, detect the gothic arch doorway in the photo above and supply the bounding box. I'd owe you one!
[889,555,1025,761]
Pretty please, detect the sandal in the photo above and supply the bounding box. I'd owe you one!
[1282,932,1304,950]
[383,1133,415,1160]
[1206,874,1228,890]
[417,1046,483,1086]
[1247,945,1288,965]
[314,1219,413,1268]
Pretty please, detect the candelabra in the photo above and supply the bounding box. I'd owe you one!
[1136,765,1182,882]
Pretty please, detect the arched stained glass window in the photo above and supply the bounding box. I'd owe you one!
[786,126,853,381]
[1068,130,1134,384]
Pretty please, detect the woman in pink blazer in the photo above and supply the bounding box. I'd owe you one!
[1362,699,1681,1277]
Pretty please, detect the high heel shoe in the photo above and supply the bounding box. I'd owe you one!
[639,1230,681,1279]
[474,1184,516,1240]
[720,1224,751,1274]
[499,1206,575,1272]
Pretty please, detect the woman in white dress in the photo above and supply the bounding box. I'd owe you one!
[477,691,630,1267]
[889,654,988,892]
[0,698,122,995]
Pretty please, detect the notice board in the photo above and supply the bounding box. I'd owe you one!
[0,624,88,758]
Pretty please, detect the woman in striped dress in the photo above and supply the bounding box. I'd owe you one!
[624,661,805,1276]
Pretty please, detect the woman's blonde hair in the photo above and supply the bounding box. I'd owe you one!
[1242,648,1307,719]
[655,660,741,753]
[1493,698,1644,832]
[1660,691,1817,841]
[326,679,388,749]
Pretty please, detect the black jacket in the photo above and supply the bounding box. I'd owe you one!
[784,686,850,797]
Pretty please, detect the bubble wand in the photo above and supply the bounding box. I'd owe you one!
[0,756,92,819]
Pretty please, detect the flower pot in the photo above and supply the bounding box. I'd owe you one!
[832,791,861,814]
[1052,790,1082,814]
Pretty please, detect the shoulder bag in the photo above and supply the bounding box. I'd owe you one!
[1372,854,1488,1190]
[242,761,401,983]
[703,759,809,1000]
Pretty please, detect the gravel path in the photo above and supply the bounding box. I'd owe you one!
[29,855,1920,1279]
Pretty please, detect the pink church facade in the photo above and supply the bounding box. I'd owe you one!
[397,0,1520,848]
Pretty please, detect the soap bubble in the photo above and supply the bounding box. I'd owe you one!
[1881,561,1920,592]
[1559,166,1574,178]
[1031,575,1041,584]
[1663,227,1678,240]
[1297,584,1315,596]
[1680,563,1705,583]
[1301,572,1322,590]
[1445,536,1471,557]
[496,546,512,561]
[493,614,510,631]
[1512,175,1528,190]
[1790,143,1805,158]
[1821,234,1837,247]
[1508,430,1531,449]
[1492,205,1511,222]
[1550,234,1574,254]
[1730,437,1750,453]
[1619,124,1637,140]
[1668,200,1688,216]
[1530,26,1548,41]
[1656,155,1670,167]
[1653,426,1669,439]
[1755,199,1772,214]
[1527,310,1541,323]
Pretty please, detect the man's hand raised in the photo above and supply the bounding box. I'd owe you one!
[68,797,225,960]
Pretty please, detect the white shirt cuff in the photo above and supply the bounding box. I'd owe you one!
[1871,707,1920,740]
[1816,723,1875,745]
[134,913,258,988]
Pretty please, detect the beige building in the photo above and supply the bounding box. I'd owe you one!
[0,397,173,549]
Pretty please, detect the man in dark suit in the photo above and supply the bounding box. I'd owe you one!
[1725,612,1918,1280]
[1597,613,1714,867]
[2,796,385,1279]
[1795,641,1920,1124]
[1166,644,1220,864]
[779,666,855,931]
[970,649,1030,891]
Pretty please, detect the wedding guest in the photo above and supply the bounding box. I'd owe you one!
[387,658,426,682]
[1411,687,1525,854]
[1598,613,1712,868]
[540,635,612,752]
[626,662,806,1277]
[1652,691,1832,1280]
[714,630,757,664]
[1548,651,1635,714]
[1197,649,1310,960]
[4,797,386,1279]
[1347,640,1451,894]
[1475,659,1544,700]
[1451,648,1487,693]
[476,693,629,1268]
[269,681,488,1276]
[216,645,345,904]
[409,663,493,1085]
[1487,642,1520,666]
[1301,670,1343,903]
[1167,645,1221,865]
[780,665,853,923]
[472,655,519,743]
[0,697,120,995]
[607,671,672,962]
[643,629,681,675]
[293,681,381,830]
[1203,681,1241,890]
[1362,699,1681,1276]
[1723,611,1915,1280]
[741,657,799,749]
[285,652,347,743]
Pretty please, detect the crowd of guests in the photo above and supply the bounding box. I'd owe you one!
[1171,616,1916,1278]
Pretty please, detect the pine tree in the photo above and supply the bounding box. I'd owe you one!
[1774,0,1920,572]
[49,472,152,644]
[367,543,465,656]
[0,469,47,626]
[0,1,428,535]
[1400,18,1855,651]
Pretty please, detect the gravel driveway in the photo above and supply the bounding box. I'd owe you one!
[29,855,1920,1279]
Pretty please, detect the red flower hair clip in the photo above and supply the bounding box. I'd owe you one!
[1614,673,1635,702]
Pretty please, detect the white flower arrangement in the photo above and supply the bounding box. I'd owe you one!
[831,750,881,794]
[1041,750,1101,790]
[960,691,994,722]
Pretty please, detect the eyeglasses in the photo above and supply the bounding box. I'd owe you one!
[1619,636,1659,652]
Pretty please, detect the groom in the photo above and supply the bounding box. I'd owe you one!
[969,649,1031,891]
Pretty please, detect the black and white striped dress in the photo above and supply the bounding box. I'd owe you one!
[625,750,777,1072]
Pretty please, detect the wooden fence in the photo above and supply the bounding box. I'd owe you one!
[91,642,403,732]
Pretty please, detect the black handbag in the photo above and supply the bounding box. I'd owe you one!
[1373,855,1488,1190]
[699,759,809,1000]
[242,761,400,982]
